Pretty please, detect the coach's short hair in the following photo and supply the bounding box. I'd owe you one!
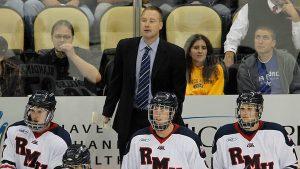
[141,6,163,21]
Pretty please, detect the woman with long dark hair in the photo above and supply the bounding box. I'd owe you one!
[185,34,224,95]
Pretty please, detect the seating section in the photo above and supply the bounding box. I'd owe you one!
[0,7,24,51]
[166,5,222,49]
[100,6,142,51]
[1,3,281,95]
[34,6,89,52]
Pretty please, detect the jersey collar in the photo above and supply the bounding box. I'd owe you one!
[149,124,180,144]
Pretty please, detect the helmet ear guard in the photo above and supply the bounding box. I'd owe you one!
[148,92,178,131]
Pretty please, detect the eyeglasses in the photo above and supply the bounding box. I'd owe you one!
[255,35,272,41]
[53,34,72,40]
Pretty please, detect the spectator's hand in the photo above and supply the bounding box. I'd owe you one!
[59,43,76,57]
[224,51,235,67]
[282,0,300,22]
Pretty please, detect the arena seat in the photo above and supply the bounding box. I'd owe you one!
[34,7,89,52]
[100,6,142,51]
[166,5,222,49]
[0,7,24,51]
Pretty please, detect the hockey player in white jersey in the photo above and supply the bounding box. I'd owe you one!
[122,91,208,169]
[1,90,71,169]
[212,91,298,169]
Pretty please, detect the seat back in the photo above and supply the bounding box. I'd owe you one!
[166,5,222,49]
[34,7,89,52]
[0,7,24,51]
[100,6,139,51]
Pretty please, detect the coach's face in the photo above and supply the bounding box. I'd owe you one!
[141,10,163,43]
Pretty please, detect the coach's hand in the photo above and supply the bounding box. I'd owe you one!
[103,115,111,124]
[102,115,111,128]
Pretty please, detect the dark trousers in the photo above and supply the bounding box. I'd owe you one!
[118,108,150,163]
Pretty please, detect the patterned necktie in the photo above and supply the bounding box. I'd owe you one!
[135,46,151,109]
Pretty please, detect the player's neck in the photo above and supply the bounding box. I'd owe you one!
[248,123,259,131]
[155,123,174,138]
[35,124,51,133]
[242,122,259,132]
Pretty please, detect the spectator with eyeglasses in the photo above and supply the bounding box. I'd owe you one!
[28,20,101,96]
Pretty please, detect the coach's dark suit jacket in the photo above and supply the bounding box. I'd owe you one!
[102,37,186,142]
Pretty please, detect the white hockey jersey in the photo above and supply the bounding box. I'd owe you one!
[1,120,71,169]
[212,121,298,169]
[122,124,208,169]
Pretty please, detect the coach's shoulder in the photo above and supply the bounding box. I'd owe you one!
[168,42,184,53]
[118,37,141,46]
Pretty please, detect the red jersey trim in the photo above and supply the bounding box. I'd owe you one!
[0,165,16,169]
[33,122,58,138]
[149,124,180,144]
[234,121,264,141]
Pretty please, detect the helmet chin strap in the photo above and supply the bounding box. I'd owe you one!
[238,118,259,131]
[235,106,262,131]
[151,120,170,131]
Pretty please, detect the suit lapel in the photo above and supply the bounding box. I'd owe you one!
[152,39,167,79]
[129,37,141,78]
